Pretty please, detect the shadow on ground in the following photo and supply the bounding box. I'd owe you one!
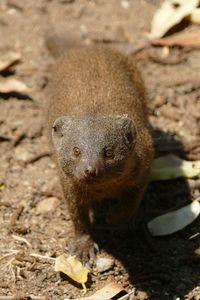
[91,129,199,300]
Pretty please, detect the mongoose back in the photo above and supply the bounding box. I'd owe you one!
[46,45,154,262]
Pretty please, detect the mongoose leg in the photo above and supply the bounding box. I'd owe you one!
[62,182,96,263]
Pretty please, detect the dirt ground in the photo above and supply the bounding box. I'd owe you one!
[0,0,200,299]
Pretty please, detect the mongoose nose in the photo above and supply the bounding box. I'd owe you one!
[84,167,97,178]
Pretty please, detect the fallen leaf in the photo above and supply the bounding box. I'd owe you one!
[149,0,199,39]
[150,154,200,181]
[0,52,21,72]
[152,30,200,47]
[189,8,200,25]
[0,78,30,94]
[64,281,126,300]
[55,254,89,291]
[147,200,200,236]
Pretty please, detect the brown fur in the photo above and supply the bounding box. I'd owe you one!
[46,45,154,261]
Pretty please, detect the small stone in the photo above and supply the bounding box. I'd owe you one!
[96,257,115,273]
[135,290,149,300]
[14,147,30,161]
[120,0,130,9]
[36,197,60,213]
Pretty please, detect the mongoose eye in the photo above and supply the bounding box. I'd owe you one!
[73,147,81,157]
[104,148,114,159]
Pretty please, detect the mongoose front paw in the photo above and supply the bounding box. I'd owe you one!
[69,234,97,265]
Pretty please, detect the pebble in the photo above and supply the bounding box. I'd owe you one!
[36,197,60,213]
[14,146,30,161]
[95,257,115,273]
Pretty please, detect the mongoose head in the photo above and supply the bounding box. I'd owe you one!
[52,114,136,183]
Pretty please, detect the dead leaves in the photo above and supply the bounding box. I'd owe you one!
[149,155,200,236]
[0,52,31,99]
[148,200,200,236]
[0,78,30,94]
[149,0,200,47]
[149,0,199,39]
[55,254,132,299]
[64,281,131,300]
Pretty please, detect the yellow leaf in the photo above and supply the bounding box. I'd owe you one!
[150,154,200,181]
[55,254,89,286]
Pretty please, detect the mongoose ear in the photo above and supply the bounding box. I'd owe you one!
[117,116,136,148]
[52,116,72,138]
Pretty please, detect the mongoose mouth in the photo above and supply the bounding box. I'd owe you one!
[82,173,99,183]
[79,170,105,185]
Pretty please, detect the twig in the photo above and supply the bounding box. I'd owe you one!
[0,134,11,142]
[9,204,24,227]
[28,296,46,300]
[0,250,19,262]
[12,234,32,247]
[30,253,55,261]
[23,150,50,165]
[0,297,15,300]
[12,131,26,147]
[188,232,200,240]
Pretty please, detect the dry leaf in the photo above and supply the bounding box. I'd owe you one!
[0,52,21,72]
[55,254,89,291]
[149,0,199,39]
[64,281,126,300]
[152,30,200,47]
[150,154,200,181]
[189,8,200,25]
[0,78,30,94]
[148,200,200,236]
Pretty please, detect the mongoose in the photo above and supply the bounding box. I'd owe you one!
[46,41,154,262]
